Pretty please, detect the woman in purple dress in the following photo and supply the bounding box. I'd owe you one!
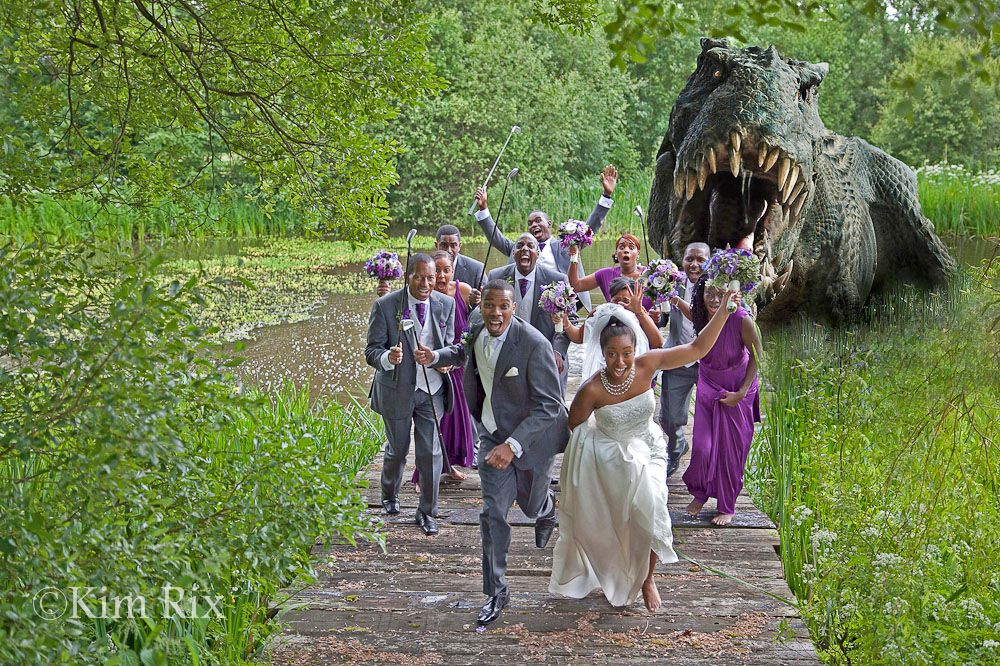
[681,277,763,525]
[567,233,653,311]
[413,250,475,486]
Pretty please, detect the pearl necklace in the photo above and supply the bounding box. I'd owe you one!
[601,366,636,396]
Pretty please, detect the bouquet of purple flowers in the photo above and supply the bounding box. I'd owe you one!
[643,259,686,309]
[538,281,578,333]
[557,219,594,250]
[365,250,403,283]
[703,248,761,312]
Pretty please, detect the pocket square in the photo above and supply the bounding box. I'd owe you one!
[504,367,519,378]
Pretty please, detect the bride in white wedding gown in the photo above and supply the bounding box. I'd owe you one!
[549,289,736,611]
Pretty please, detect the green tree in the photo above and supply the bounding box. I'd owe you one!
[0,0,441,242]
[872,37,1000,166]
[387,0,638,226]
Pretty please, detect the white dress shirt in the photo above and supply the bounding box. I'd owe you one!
[475,325,522,457]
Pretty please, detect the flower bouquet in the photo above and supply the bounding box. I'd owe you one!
[703,248,761,312]
[643,259,686,311]
[538,281,578,333]
[365,249,404,293]
[557,219,594,251]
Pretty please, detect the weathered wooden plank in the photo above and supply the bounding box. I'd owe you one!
[274,412,817,664]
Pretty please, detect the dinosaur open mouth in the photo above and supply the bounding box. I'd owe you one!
[673,133,809,288]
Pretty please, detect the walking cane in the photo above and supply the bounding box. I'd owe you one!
[468,126,521,215]
[391,228,418,382]
[634,204,651,265]
[474,167,520,300]
[402,319,453,475]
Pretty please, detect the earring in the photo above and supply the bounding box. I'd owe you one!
[612,253,618,264]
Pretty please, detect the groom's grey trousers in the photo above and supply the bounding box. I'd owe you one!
[478,446,555,596]
[381,387,444,517]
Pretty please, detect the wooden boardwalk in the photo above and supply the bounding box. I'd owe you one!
[270,396,819,664]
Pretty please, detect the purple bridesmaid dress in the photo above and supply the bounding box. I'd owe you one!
[682,308,760,515]
[413,281,475,483]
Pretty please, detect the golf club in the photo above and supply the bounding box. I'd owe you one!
[403,319,453,475]
[634,204,651,265]
[392,228,418,381]
[475,167,520,299]
[468,125,521,215]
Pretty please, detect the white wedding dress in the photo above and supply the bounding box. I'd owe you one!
[549,389,678,607]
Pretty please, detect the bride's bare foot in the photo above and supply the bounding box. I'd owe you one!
[447,468,467,481]
[641,577,661,612]
[686,499,705,517]
[711,512,735,526]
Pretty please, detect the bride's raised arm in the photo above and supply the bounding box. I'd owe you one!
[638,289,737,373]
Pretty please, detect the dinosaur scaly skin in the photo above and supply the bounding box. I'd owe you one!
[647,38,956,324]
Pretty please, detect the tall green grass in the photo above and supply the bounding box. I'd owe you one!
[746,256,1000,663]
[0,194,303,243]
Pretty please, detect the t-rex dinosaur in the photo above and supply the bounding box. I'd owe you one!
[647,38,956,324]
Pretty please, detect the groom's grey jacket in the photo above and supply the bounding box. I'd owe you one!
[365,288,461,419]
[463,316,568,470]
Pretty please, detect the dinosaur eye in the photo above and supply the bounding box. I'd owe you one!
[713,69,722,78]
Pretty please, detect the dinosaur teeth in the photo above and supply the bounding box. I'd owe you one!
[778,157,791,191]
[788,180,805,206]
[686,169,698,198]
[792,187,808,217]
[773,260,793,294]
[757,143,769,168]
[729,147,740,177]
[706,146,717,174]
[763,149,780,172]
[674,170,685,198]
[730,131,742,156]
[784,165,800,199]
[782,205,790,229]
[697,157,709,190]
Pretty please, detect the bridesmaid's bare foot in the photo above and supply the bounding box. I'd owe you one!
[447,468,467,482]
[686,499,705,517]
[414,482,420,495]
[711,513,735,526]
[641,577,661,612]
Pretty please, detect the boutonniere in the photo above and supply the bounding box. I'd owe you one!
[460,329,474,349]
[505,275,515,286]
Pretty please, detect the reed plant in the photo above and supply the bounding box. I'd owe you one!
[747,257,1000,663]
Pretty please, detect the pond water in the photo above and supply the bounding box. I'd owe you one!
[229,234,995,403]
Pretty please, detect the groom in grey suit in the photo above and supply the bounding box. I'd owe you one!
[465,279,568,626]
[365,254,462,535]
[473,165,618,311]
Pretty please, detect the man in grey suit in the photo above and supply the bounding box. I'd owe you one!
[436,224,485,292]
[365,254,462,535]
[659,242,711,477]
[473,165,618,311]
[487,233,571,390]
[465,279,568,626]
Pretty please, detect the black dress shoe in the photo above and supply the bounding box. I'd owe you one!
[381,498,400,515]
[415,510,439,536]
[476,590,509,626]
[534,509,557,549]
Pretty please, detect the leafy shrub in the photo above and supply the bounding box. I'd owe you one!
[0,243,382,664]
